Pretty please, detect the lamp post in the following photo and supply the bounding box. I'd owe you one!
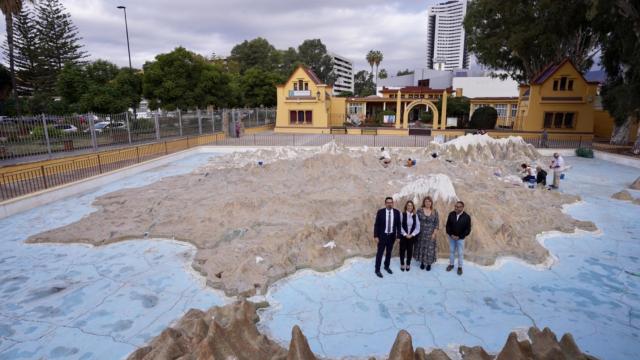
[117,6,132,69]
[117,5,136,119]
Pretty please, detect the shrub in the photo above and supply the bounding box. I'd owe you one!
[575,147,594,158]
[31,125,64,140]
[469,106,498,130]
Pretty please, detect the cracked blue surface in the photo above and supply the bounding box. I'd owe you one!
[0,154,225,360]
[259,158,640,360]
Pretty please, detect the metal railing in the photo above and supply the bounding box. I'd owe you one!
[0,108,275,163]
[0,133,224,201]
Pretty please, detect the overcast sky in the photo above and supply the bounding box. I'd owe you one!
[1,0,441,74]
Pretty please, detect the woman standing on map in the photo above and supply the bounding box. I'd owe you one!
[415,196,439,271]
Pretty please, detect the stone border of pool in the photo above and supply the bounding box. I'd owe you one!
[2,146,638,220]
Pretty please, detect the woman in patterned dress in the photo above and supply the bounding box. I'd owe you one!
[414,196,439,271]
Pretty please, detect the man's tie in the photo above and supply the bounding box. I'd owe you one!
[386,210,391,234]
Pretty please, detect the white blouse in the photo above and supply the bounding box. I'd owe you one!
[401,212,421,237]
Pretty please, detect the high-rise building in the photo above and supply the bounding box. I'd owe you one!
[426,0,469,71]
[329,52,354,94]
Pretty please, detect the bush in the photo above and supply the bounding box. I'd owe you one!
[31,125,64,140]
[575,147,594,158]
[469,106,498,130]
[420,112,433,122]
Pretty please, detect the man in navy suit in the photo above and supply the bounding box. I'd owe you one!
[373,197,402,278]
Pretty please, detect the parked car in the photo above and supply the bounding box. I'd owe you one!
[53,124,78,133]
[84,121,126,133]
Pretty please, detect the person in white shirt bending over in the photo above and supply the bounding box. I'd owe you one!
[379,147,391,167]
[549,153,565,189]
[520,163,537,183]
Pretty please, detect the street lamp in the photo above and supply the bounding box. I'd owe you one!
[117,6,132,70]
[117,5,136,120]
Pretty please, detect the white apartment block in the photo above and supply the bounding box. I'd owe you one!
[329,52,354,94]
[426,0,469,71]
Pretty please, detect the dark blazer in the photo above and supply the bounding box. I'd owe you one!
[445,211,471,239]
[374,208,402,239]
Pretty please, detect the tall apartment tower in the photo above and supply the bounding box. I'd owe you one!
[329,52,354,94]
[426,0,469,71]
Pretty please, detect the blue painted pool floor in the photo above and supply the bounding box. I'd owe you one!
[0,154,225,360]
[258,158,640,360]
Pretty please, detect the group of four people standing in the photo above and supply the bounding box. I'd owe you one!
[373,197,471,278]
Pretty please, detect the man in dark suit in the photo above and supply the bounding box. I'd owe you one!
[445,201,472,276]
[373,197,402,278]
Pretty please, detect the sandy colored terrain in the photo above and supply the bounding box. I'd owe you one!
[127,300,597,360]
[630,176,640,190]
[28,136,595,297]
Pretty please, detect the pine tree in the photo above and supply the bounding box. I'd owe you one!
[34,0,86,92]
[2,8,43,95]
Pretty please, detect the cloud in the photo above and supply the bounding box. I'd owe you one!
[1,0,437,73]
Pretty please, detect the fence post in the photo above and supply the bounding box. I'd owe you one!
[125,111,132,144]
[414,135,417,147]
[165,141,168,154]
[374,135,376,147]
[253,133,256,146]
[40,166,48,189]
[41,113,52,157]
[197,108,203,135]
[136,146,140,163]
[211,110,216,133]
[178,109,183,137]
[97,154,102,174]
[88,113,98,151]
[154,112,160,140]
[578,136,582,149]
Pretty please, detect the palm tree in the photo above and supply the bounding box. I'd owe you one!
[1,0,33,115]
[366,50,375,80]
[373,50,384,91]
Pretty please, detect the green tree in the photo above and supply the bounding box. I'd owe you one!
[297,39,335,84]
[1,0,35,114]
[143,47,231,111]
[378,68,388,79]
[239,67,282,107]
[0,63,11,101]
[397,69,414,76]
[2,8,43,95]
[464,0,597,83]
[229,37,281,74]
[56,60,143,114]
[469,106,498,130]
[366,50,375,79]
[372,50,383,89]
[594,0,640,151]
[434,96,471,127]
[354,70,375,97]
[279,47,299,76]
[34,0,87,92]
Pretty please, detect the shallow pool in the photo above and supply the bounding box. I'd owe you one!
[0,153,226,360]
[258,158,640,360]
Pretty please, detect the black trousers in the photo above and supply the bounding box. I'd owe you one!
[375,233,395,272]
[399,236,413,266]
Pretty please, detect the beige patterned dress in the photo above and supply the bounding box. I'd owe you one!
[414,208,439,265]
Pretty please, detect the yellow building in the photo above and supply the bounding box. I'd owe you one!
[275,65,452,135]
[464,59,626,141]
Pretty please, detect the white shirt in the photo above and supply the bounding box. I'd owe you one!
[456,212,462,221]
[385,208,394,234]
[381,150,390,160]
[401,212,421,237]
[552,156,565,169]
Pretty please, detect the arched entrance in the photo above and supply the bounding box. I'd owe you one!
[402,100,444,129]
